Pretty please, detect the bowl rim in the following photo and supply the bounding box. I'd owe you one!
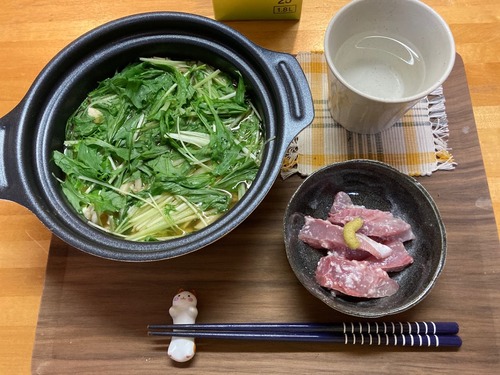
[283,159,447,318]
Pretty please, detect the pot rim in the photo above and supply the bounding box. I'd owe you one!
[2,12,314,261]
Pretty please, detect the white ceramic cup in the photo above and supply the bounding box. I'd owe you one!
[324,0,455,134]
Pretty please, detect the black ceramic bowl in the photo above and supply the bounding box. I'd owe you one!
[0,12,313,261]
[284,160,446,318]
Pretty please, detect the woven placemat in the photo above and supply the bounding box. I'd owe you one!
[282,52,456,178]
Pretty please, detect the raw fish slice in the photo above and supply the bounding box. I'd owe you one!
[362,240,414,272]
[329,193,415,242]
[330,191,356,212]
[315,255,399,298]
[299,216,392,259]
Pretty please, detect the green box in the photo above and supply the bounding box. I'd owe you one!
[212,0,303,21]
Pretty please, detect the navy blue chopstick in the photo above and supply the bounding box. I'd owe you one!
[147,330,462,347]
[147,321,461,348]
[147,321,459,335]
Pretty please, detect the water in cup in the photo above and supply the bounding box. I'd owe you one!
[333,32,426,100]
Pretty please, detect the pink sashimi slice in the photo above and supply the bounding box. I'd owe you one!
[315,255,400,298]
[329,192,415,242]
[299,216,392,259]
[330,191,356,212]
[362,240,414,272]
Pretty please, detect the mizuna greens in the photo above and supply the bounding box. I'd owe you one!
[53,57,264,241]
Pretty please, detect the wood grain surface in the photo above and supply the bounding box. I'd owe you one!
[1,1,499,374]
[29,56,500,373]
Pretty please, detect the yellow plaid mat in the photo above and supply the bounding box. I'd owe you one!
[281,52,456,178]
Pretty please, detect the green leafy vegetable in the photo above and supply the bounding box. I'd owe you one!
[53,57,264,241]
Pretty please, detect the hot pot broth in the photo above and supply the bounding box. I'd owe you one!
[53,57,264,241]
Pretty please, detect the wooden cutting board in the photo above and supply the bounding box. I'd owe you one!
[31,55,500,374]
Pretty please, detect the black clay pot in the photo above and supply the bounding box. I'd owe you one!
[0,12,314,261]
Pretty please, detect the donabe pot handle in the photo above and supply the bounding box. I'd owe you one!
[0,104,30,206]
[269,51,314,148]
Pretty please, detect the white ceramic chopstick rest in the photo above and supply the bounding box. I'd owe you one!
[167,290,198,362]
